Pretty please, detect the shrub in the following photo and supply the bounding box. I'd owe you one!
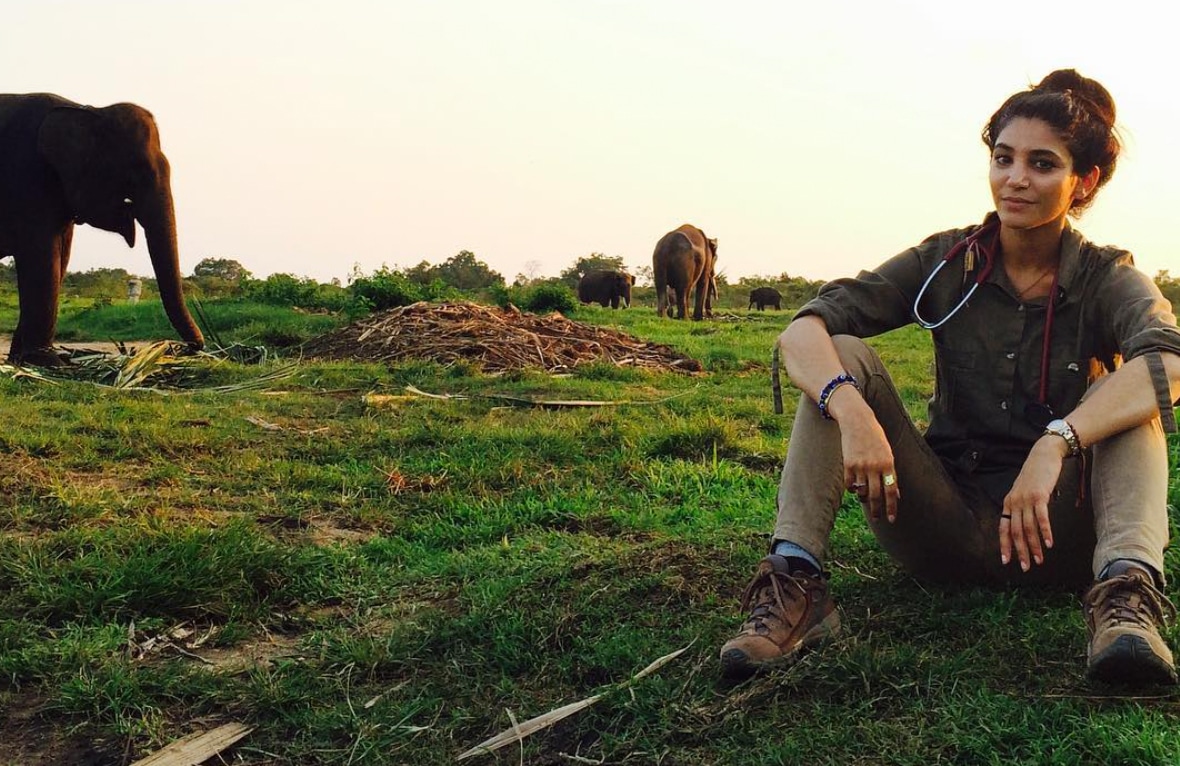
[242,274,349,312]
[491,282,577,314]
[520,283,578,313]
[348,268,425,312]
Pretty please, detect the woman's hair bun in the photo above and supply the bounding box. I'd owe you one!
[1035,68,1115,124]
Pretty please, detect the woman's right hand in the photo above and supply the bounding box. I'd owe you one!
[831,388,901,523]
[778,316,901,522]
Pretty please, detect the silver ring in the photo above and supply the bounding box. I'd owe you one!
[850,482,866,490]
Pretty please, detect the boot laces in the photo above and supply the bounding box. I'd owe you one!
[1089,573,1177,631]
[739,565,809,633]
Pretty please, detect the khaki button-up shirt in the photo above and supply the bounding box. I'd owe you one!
[796,216,1180,483]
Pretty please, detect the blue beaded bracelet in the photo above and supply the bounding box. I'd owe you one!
[818,372,859,420]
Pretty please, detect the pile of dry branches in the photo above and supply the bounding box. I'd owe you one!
[302,302,703,373]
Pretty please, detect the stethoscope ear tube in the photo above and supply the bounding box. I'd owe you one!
[912,258,984,330]
[911,224,998,330]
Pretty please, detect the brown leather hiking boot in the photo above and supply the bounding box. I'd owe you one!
[1083,567,1178,686]
[719,554,841,679]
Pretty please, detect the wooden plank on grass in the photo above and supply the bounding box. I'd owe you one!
[130,722,253,766]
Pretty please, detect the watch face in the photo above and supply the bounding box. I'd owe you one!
[1043,419,1078,454]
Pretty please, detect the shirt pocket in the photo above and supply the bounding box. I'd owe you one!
[1048,357,1090,415]
[933,340,977,410]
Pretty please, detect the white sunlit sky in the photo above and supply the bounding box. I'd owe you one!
[5,1,1178,286]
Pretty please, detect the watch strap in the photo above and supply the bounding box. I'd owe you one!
[1045,419,1081,457]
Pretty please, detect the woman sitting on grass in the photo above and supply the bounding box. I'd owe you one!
[720,69,1180,687]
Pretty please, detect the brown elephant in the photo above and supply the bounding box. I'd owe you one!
[676,275,718,316]
[0,93,204,366]
[748,286,782,311]
[652,224,717,320]
[578,269,634,308]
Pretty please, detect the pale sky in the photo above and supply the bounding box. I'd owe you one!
[5,1,1177,285]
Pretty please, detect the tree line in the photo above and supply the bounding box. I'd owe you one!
[5,255,1175,315]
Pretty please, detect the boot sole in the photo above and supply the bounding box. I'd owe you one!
[720,609,841,680]
[1086,634,1178,687]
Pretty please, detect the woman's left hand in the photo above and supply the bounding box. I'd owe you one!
[1000,436,1068,571]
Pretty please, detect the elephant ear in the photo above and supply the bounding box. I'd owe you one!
[37,107,100,219]
[708,238,718,258]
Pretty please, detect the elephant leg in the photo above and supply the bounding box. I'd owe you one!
[11,231,69,366]
[692,281,706,321]
[675,287,688,319]
[610,295,619,309]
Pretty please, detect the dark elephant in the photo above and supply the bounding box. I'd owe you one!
[0,93,204,366]
[748,286,782,311]
[578,269,634,308]
[652,223,717,320]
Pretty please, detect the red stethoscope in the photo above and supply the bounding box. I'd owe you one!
[912,219,1060,425]
[912,221,1000,330]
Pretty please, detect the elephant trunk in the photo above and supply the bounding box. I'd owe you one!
[138,183,204,351]
[622,280,632,308]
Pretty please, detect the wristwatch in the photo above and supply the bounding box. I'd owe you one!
[1043,419,1082,457]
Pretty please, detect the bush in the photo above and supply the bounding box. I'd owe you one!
[520,283,578,313]
[242,274,349,312]
[349,268,423,312]
[491,282,577,314]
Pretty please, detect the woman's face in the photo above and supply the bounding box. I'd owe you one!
[989,117,1087,232]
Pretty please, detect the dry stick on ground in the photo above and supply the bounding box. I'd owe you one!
[302,302,703,374]
[456,644,692,761]
[396,384,700,409]
[128,722,253,766]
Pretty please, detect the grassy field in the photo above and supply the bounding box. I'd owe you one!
[1,302,1179,765]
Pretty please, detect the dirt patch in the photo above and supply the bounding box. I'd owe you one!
[0,693,112,766]
[0,334,154,361]
[302,301,702,373]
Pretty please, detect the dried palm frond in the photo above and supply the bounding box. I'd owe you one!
[112,341,175,389]
[13,342,296,393]
[0,363,56,383]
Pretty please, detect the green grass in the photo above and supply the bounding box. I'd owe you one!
[0,295,344,349]
[1,301,1178,764]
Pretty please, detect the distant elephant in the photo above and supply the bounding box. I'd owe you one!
[578,269,634,308]
[652,223,717,320]
[748,287,782,311]
[0,93,204,366]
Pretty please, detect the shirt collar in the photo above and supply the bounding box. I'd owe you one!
[1056,221,1084,300]
[981,214,1084,304]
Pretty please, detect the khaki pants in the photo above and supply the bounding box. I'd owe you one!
[773,336,1171,587]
